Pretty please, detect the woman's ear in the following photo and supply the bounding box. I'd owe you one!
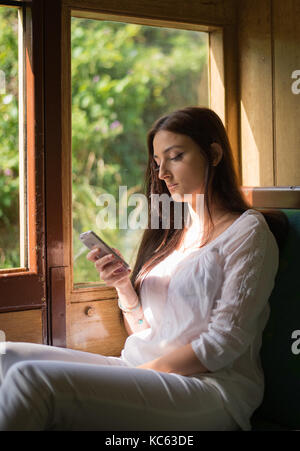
[210,142,223,167]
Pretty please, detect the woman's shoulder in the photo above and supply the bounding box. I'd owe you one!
[227,208,269,233]
[212,209,266,245]
[220,208,277,255]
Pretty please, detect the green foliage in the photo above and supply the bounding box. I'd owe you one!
[71,19,208,284]
[0,7,19,267]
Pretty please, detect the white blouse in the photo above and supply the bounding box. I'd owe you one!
[120,209,279,430]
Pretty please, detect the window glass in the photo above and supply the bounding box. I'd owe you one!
[0,6,23,270]
[71,17,209,287]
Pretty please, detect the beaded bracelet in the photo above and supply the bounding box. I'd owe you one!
[118,299,141,313]
[118,299,144,324]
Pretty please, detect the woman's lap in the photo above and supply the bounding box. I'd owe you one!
[0,341,128,383]
[0,342,239,431]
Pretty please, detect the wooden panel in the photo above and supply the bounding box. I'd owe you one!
[210,23,240,180]
[67,299,128,356]
[64,0,237,27]
[44,0,64,269]
[70,285,118,303]
[44,0,68,347]
[50,267,66,347]
[210,29,225,123]
[0,309,43,343]
[72,9,216,32]
[242,186,300,209]
[273,0,300,186]
[223,23,240,181]
[238,0,274,186]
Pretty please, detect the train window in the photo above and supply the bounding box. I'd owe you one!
[0,5,27,270]
[71,17,209,287]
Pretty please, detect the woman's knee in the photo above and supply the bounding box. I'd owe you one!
[0,341,58,383]
[5,359,52,395]
[0,360,52,431]
[0,341,16,382]
[1,342,31,382]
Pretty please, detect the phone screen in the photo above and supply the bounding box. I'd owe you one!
[79,231,130,268]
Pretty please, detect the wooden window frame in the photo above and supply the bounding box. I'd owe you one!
[0,0,46,341]
[45,0,239,351]
[242,186,300,209]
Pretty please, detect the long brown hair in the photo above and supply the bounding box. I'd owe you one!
[129,107,288,296]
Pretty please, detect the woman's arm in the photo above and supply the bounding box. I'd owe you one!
[137,343,210,376]
[116,281,150,335]
[86,247,150,335]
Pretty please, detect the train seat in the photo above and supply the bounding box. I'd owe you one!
[251,209,300,430]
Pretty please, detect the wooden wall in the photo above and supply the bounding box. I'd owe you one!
[238,0,300,187]
[0,310,43,343]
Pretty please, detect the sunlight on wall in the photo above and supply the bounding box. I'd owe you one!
[240,101,261,186]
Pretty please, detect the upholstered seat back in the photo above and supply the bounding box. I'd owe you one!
[251,209,300,430]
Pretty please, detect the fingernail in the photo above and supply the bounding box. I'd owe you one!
[115,267,125,273]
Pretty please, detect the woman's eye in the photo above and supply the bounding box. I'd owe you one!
[154,153,183,171]
[171,153,184,161]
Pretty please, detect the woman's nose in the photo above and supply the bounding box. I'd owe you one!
[158,163,170,180]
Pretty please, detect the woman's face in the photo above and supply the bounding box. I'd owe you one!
[152,130,207,204]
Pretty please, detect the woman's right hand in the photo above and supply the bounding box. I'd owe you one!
[86,247,132,290]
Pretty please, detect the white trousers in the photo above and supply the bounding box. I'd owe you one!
[0,342,239,431]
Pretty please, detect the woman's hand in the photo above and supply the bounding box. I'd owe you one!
[86,247,131,290]
[136,344,210,375]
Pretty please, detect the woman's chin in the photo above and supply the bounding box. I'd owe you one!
[170,192,183,202]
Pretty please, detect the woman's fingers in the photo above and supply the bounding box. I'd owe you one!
[108,267,131,283]
[86,247,130,288]
[86,247,123,262]
[111,247,122,257]
[86,247,102,262]
[94,253,116,272]
[98,258,131,286]
[94,254,126,276]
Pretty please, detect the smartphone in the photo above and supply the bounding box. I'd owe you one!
[79,230,130,269]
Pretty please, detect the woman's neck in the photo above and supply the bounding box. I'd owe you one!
[186,201,228,230]
[176,201,231,253]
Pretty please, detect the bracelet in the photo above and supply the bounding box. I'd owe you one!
[118,299,141,313]
[118,299,144,324]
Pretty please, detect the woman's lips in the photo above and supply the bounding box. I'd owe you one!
[168,184,178,191]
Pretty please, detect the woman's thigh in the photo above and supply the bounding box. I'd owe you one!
[0,359,239,431]
[0,341,128,383]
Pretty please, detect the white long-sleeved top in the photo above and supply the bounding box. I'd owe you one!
[120,209,279,430]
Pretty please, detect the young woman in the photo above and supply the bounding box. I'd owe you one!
[0,107,287,431]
